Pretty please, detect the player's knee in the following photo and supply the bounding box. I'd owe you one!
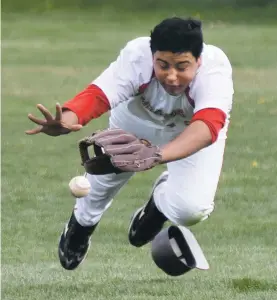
[179,201,214,226]
[164,191,215,226]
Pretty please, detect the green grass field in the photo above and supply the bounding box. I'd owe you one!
[2,11,277,300]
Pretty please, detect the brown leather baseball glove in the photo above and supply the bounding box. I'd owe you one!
[79,128,162,175]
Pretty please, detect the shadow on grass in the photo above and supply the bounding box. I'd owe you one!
[230,277,277,292]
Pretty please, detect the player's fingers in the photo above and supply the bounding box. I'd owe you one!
[55,103,62,121]
[25,126,43,135]
[37,104,54,121]
[28,114,47,125]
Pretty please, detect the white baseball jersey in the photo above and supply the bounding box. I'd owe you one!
[74,37,234,228]
[93,37,234,140]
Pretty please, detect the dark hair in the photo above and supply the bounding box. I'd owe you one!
[150,17,203,58]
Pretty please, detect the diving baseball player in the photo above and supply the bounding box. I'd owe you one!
[26,17,234,273]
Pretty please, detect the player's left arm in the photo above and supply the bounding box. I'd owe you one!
[160,63,234,164]
[160,110,225,163]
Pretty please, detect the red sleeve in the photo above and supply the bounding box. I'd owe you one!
[190,108,226,143]
[62,84,111,126]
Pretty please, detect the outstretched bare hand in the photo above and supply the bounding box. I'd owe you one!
[25,103,82,136]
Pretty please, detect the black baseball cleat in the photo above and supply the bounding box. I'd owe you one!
[58,212,97,270]
[128,171,168,247]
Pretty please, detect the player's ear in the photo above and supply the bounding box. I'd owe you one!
[197,56,202,67]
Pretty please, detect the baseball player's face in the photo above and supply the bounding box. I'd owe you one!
[153,51,201,96]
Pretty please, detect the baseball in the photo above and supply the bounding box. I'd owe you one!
[69,176,91,198]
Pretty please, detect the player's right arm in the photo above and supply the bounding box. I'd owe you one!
[25,83,110,136]
[25,103,82,136]
[25,37,151,137]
